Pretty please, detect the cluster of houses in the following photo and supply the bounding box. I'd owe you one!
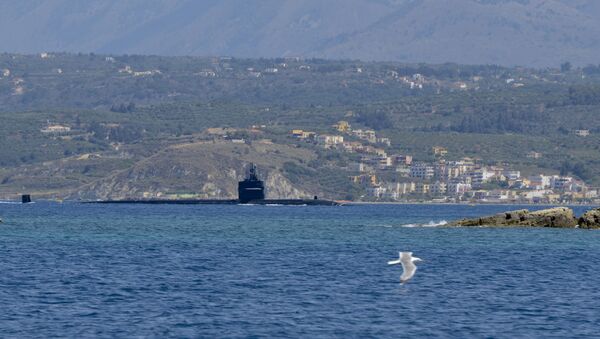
[291,120,391,157]
[290,121,597,204]
[356,157,596,204]
[8,54,536,95]
[118,65,162,77]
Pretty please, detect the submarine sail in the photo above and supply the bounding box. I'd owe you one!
[238,164,265,203]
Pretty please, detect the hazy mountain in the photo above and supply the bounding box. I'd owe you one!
[1,0,599,67]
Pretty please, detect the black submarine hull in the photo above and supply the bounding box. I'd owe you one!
[87,199,341,206]
[87,165,341,206]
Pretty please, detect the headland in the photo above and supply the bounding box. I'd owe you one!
[86,164,341,206]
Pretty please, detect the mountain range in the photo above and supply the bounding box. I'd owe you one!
[1,0,600,67]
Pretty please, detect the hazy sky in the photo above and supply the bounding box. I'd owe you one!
[1,0,599,66]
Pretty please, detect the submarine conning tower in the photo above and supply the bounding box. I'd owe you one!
[238,164,265,203]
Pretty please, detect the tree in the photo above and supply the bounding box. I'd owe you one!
[356,111,392,130]
[560,62,572,72]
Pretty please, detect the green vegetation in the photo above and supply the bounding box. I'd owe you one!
[1,53,599,199]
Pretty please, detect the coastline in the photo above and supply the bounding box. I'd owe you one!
[2,199,597,209]
[344,201,600,207]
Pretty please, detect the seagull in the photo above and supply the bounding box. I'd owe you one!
[388,252,422,283]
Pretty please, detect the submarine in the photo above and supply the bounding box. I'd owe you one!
[90,164,340,206]
[238,164,265,203]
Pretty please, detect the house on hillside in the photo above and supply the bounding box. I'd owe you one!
[119,65,133,74]
[291,129,316,140]
[432,146,448,157]
[376,137,391,146]
[527,151,543,159]
[41,124,71,134]
[350,174,378,186]
[342,141,364,153]
[353,129,376,143]
[333,120,351,133]
[197,70,217,77]
[316,135,344,148]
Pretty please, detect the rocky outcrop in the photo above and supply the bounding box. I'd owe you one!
[449,207,579,228]
[66,141,320,201]
[578,208,600,229]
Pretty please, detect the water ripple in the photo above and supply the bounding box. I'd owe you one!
[0,202,599,337]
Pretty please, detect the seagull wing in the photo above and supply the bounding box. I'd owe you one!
[400,254,418,283]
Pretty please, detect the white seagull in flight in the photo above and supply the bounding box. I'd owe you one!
[388,252,422,283]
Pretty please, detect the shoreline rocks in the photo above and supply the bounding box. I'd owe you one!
[578,208,600,229]
[449,207,595,228]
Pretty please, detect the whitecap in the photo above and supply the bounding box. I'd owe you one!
[401,220,448,228]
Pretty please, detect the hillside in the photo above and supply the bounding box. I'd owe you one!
[0,54,600,202]
[0,140,328,201]
[1,0,600,66]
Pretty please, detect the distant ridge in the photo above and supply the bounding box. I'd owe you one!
[1,0,599,67]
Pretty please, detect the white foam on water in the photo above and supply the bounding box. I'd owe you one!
[0,201,21,204]
[401,220,448,228]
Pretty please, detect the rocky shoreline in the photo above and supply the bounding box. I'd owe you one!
[449,207,600,229]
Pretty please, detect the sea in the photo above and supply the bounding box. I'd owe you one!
[0,202,599,338]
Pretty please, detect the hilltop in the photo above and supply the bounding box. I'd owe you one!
[1,0,600,67]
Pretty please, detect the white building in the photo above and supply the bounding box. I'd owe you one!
[377,137,391,146]
[469,168,495,187]
[353,129,377,143]
[367,186,386,199]
[410,163,435,180]
[550,176,573,191]
[447,182,472,196]
[431,181,447,195]
[503,170,521,181]
[377,156,393,169]
[396,182,416,195]
[528,175,551,189]
[521,190,553,200]
[316,135,344,148]
[41,124,71,134]
[349,162,372,173]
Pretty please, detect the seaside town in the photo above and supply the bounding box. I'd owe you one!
[2,53,599,205]
[33,117,597,205]
[289,121,598,204]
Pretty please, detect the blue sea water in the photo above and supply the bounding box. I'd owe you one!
[0,202,599,338]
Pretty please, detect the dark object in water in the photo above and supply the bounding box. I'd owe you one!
[22,194,32,204]
[86,163,341,206]
[238,164,265,203]
[89,199,339,206]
